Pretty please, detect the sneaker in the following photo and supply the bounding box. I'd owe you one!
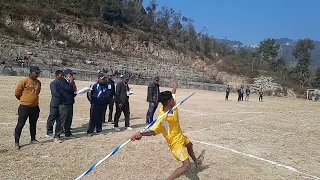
[14,142,20,150]
[126,127,133,131]
[54,138,62,143]
[45,134,54,139]
[87,133,93,137]
[113,127,121,132]
[30,140,40,144]
[65,133,73,137]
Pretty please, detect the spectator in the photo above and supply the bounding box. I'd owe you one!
[146,76,160,124]
[46,70,64,143]
[14,66,42,149]
[245,85,251,101]
[102,72,115,123]
[259,89,263,102]
[237,87,241,102]
[225,85,230,100]
[240,86,244,101]
[87,73,114,136]
[114,73,133,131]
[57,69,77,137]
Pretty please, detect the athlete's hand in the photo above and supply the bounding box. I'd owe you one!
[130,132,142,141]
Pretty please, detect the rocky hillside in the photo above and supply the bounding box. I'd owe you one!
[0,10,247,87]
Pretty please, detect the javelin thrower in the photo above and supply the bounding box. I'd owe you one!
[131,78,205,180]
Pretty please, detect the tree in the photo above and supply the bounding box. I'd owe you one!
[292,38,315,86]
[258,38,280,70]
[312,67,320,88]
[101,0,125,26]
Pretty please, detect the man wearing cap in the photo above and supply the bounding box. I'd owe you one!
[46,70,64,142]
[102,72,115,123]
[87,73,114,135]
[114,73,133,131]
[146,76,160,124]
[14,66,42,149]
[56,69,77,138]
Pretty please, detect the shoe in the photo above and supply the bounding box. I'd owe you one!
[113,127,121,132]
[54,138,62,143]
[30,139,40,144]
[87,133,93,137]
[108,120,114,124]
[126,127,133,131]
[14,142,20,150]
[45,134,54,139]
[64,133,73,137]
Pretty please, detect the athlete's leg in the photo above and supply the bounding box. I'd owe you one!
[166,158,191,180]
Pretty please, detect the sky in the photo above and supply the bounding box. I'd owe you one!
[144,0,320,45]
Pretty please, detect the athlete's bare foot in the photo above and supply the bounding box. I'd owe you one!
[196,150,205,167]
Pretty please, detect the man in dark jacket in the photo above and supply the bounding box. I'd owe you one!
[225,85,230,100]
[102,72,115,123]
[57,69,77,138]
[146,76,160,124]
[46,70,64,142]
[114,73,132,131]
[87,73,113,135]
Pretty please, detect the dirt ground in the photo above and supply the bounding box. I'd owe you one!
[0,76,319,180]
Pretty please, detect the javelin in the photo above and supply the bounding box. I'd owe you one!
[75,92,195,180]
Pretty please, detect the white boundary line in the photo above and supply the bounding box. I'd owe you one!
[192,140,320,180]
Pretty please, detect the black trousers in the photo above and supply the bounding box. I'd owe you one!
[114,101,130,127]
[225,92,230,100]
[14,105,40,142]
[102,99,114,122]
[259,95,263,101]
[46,106,59,135]
[58,104,73,137]
[87,104,104,133]
[241,93,244,101]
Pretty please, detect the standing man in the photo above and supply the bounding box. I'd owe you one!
[57,69,77,137]
[259,88,263,102]
[14,66,41,149]
[245,85,251,101]
[237,87,241,102]
[225,85,230,100]
[46,70,64,141]
[102,72,115,123]
[240,85,244,101]
[114,73,133,131]
[87,73,114,136]
[146,76,160,124]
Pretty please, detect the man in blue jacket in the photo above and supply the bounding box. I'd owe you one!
[102,72,115,123]
[56,69,77,138]
[146,76,160,124]
[87,73,113,135]
[46,70,64,141]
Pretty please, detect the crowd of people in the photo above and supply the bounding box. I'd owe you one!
[13,66,164,147]
[13,66,206,180]
[225,85,263,102]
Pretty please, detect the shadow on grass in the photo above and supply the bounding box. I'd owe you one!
[184,163,211,180]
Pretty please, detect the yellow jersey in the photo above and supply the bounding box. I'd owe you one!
[150,94,188,149]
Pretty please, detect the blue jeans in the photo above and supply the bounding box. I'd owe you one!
[146,102,158,124]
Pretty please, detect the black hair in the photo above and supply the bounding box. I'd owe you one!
[55,70,64,76]
[158,91,173,106]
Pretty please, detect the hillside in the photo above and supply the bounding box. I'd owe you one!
[219,38,320,67]
[0,1,247,87]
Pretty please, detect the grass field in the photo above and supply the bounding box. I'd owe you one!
[0,76,319,180]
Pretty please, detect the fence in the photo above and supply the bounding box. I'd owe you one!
[1,66,228,92]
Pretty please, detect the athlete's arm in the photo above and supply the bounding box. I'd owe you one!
[171,78,177,94]
[130,130,155,140]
